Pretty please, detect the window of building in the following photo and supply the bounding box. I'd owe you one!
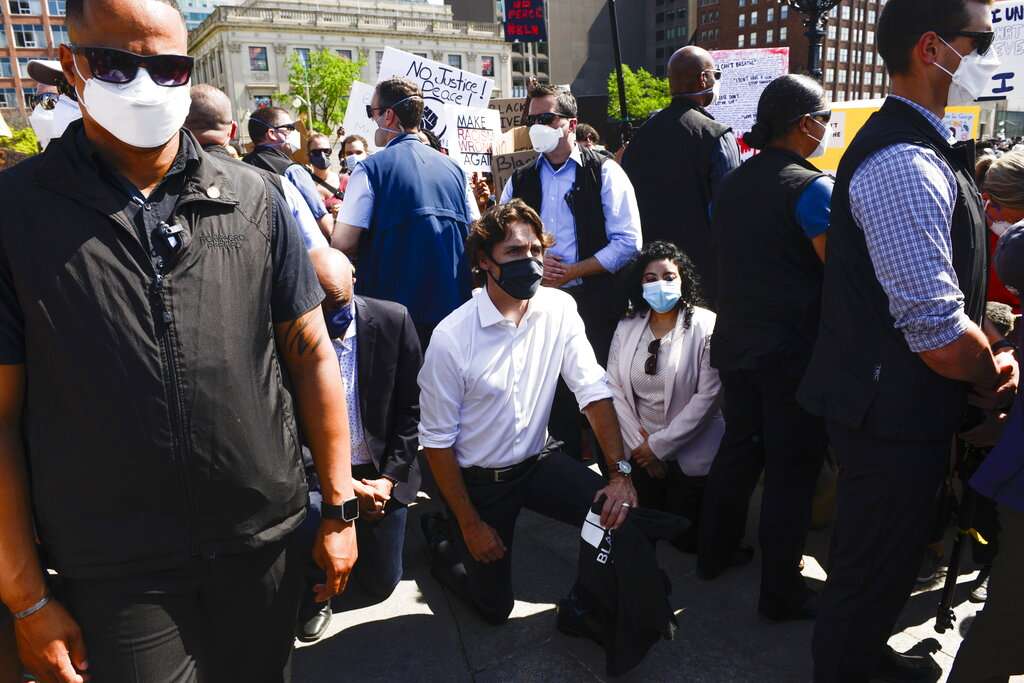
[8,0,39,15]
[751,10,758,25]
[866,50,875,65]
[22,86,35,108]
[836,91,846,102]
[448,54,462,70]
[254,95,272,109]
[766,7,773,22]
[12,24,44,48]
[656,11,664,23]
[780,4,788,19]
[875,71,884,86]
[656,29,665,40]
[827,47,836,61]
[481,55,495,77]
[17,57,30,78]
[841,5,850,19]
[738,34,745,47]
[248,46,268,72]
[337,49,353,61]
[839,70,847,83]
[840,48,848,62]
[767,29,774,43]
[780,26,787,41]
[47,0,64,14]
[826,68,835,83]
[738,14,745,28]
[867,30,875,45]
[51,24,68,45]
[868,10,876,23]
[375,50,384,74]
[738,0,745,6]
[0,59,10,78]
[294,48,310,68]
[841,27,849,41]
[828,25,836,40]
[0,88,16,108]
[750,31,758,46]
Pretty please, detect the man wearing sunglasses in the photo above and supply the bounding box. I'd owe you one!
[621,46,739,309]
[798,1,1017,681]
[243,106,335,242]
[0,0,360,681]
[26,59,81,151]
[499,83,641,465]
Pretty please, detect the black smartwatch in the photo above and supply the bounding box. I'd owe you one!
[321,497,359,523]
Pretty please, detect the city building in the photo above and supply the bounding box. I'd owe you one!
[188,0,512,143]
[0,0,67,128]
[695,0,889,102]
[180,0,246,32]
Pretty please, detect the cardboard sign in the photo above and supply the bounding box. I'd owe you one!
[447,105,502,172]
[340,81,380,152]
[489,97,527,131]
[491,150,536,195]
[707,47,790,136]
[504,0,546,42]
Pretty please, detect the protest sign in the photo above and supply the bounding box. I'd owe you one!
[504,0,546,42]
[490,97,527,131]
[492,150,536,195]
[378,47,494,146]
[447,105,502,172]
[708,47,789,137]
[812,99,980,174]
[340,81,380,152]
[982,1,1024,104]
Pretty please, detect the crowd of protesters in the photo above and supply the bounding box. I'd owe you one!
[0,0,1022,681]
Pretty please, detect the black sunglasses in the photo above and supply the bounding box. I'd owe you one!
[950,30,996,56]
[309,148,332,155]
[71,45,193,87]
[526,112,573,126]
[273,122,297,132]
[645,339,661,376]
[32,92,59,110]
[789,109,832,125]
[706,68,723,81]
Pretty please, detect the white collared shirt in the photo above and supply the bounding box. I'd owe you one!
[418,286,612,469]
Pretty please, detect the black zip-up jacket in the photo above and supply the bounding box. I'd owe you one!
[0,123,323,578]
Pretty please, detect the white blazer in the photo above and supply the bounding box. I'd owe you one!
[607,306,725,477]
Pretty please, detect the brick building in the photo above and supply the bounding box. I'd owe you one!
[0,0,67,127]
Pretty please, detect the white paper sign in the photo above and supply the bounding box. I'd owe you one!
[446,105,502,172]
[377,47,495,143]
[983,1,1024,104]
[826,111,847,149]
[708,47,790,136]
[340,81,380,152]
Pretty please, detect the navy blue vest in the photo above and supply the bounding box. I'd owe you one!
[356,135,472,327]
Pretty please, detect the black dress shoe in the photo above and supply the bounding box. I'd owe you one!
[873,645,942,682]
[297,602,332,643]
[758,590,818,623]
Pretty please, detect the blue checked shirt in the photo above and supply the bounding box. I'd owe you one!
[848,95,973,353]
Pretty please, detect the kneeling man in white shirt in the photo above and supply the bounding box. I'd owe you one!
[418,199,638,624]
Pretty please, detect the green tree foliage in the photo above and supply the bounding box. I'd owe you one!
[1,126,39,155]
[607,65,672,121]
[280,49,366,134]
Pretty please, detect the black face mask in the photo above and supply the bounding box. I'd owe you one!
[489,257,544,300]
[309,150,330,170]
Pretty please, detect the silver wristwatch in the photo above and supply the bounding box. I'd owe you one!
[615,459,633,477]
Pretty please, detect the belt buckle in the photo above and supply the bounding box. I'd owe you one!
[492,465,514,483]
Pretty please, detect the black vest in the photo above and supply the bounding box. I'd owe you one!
[798,98,987,441]
[242,145,300,177]
[621,98,732,305]
[509,147,620,363]
[711,148,826,371]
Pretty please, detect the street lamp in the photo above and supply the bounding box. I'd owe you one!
[786,0,843,81]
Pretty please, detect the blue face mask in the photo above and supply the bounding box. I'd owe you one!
[642,280,682,314]
[324,302,354,339]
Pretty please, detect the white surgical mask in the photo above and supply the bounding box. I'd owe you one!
[991,220,1014,237]
[74,56,190,149]
[935,37,1001,107]
[806,117,830,159]
[642,279,683,314]
[29,95,82,150]
[283,128,301,154]
[345,153,365,170]
[529,124,563,154]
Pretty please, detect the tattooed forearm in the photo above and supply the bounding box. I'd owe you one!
[283,315,323,357]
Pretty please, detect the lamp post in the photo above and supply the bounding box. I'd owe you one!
[607,0,633,144]
[786,0,843,81]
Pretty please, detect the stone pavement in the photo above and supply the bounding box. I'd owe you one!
[294,483,1013,683]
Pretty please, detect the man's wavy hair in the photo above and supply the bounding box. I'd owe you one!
[467,199,554,287]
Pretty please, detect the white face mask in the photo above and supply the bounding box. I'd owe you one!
[935,37,1001,106]
[282,128,301,154]
[30,95,82,150]
[345,152,365,170]
[74,56,191,149]
[991,220,1014,237]
[529,123,563,155]
[806,117,830,159]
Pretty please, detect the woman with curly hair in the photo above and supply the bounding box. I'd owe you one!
[606,241,724,550]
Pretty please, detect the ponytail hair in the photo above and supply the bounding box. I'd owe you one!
[743,74,827,150]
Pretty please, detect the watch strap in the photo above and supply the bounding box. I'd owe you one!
[322,497,359,523]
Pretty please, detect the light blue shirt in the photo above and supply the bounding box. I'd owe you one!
[499,145,642,287]
[280,177,328,250]
[283,162,328,221]
[331,308,372,466]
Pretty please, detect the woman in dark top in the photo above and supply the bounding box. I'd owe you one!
[698,74,833,622]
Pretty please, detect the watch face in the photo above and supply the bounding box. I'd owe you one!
[342,497,360,522]
[618,460,632,475]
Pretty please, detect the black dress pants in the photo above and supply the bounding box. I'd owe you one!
[812,422,948,683]
[698,360,827,612]
[59,537,305,683]
[631,463,706,551]
[431,449,603,624]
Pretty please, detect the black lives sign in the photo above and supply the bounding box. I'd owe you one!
[504,0,547,42]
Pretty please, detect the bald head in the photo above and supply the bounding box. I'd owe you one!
[668,46,716,97]
[66,0,186,44]
[309,248,354,310]
[186,84,234,146]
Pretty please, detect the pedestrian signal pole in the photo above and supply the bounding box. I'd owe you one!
[607,0,633,144]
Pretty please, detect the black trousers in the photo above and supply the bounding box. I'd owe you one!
[949,505,1024,682]
[698,362,826,612]
[59,538,305,683]
[431,449,603,624]
[632,463,706,551]
[812,422,948,683]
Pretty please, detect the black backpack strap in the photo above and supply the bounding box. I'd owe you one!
[305,167,344,199]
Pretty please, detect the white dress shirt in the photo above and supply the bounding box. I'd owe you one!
[331,310,373,467]
[499,145,642,287]
[418,286,612,469]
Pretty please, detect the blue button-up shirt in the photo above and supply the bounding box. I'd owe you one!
[500,145,642,287]
[331,306,372,467]
[848,95,972,353]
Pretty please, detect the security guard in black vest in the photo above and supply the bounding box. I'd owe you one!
[499,84,642,462]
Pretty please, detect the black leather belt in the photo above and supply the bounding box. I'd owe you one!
[461,454,539,485]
